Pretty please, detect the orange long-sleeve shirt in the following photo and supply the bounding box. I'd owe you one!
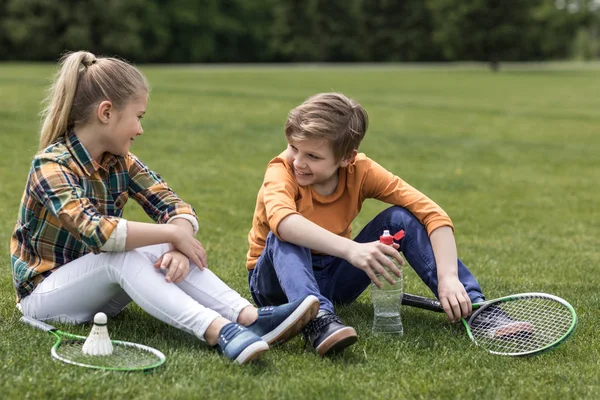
[246,152,453,270]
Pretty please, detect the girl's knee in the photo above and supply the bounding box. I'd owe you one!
[135,243,171,263]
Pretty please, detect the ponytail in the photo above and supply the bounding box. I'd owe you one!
[38,51,148,150]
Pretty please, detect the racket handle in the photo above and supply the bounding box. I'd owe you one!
[20,316,56,332]
[402,293,444,313]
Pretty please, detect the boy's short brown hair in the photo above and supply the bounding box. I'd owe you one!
[285,93,368,162]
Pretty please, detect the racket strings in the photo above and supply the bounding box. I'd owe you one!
[468,297,575,355]
[56,340,164,369]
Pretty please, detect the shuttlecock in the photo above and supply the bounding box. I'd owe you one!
[82,312,114,356]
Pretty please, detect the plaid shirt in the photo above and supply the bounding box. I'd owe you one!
[10,133,197,301]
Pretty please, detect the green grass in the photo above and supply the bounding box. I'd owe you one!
[1,63,599,399]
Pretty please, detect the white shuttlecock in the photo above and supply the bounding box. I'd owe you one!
[82,312,114,356]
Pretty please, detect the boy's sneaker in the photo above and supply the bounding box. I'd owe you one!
[247,295,319,345]
[217,323,269,364]
[469,306,534,340]
[302,310,358,357]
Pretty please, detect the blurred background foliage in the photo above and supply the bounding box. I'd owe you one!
[1,0,599,68]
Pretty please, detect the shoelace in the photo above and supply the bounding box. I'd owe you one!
[258,306,275,316]
[218,323,243,346]
[302,312,341,347]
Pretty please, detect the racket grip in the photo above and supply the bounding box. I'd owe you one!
[401,293,444,313]
[20,316,56,332]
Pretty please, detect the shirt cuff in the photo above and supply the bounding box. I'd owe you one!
[100,218,128,252]
[167,214,199,235]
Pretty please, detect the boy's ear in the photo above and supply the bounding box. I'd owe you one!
[340,149,358,167]
[96,100,113,124]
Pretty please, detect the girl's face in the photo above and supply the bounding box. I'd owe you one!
[105,92,148,157]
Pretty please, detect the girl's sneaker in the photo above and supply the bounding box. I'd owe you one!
[217,323,269,364]
[246,295,319,345]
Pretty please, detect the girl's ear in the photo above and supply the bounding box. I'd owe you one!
[96,101,113,124]
[339,149,358,167]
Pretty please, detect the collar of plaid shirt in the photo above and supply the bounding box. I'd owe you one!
[66,132,119,175]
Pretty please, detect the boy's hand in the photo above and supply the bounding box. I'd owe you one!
[347,241,404,288]
[438,277,472,322]
[154,250,191,283]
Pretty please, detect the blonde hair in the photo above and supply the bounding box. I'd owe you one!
[39,51,149,150]
[285,93,368,162]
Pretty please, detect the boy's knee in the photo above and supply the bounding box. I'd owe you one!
[265,231,311,256]
[265,231,284,247]
[381,206,417,226]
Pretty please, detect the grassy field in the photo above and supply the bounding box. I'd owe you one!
[0,63,598,399]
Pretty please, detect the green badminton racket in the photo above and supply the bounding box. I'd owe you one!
[402,292,577,356]
[21,316,166,371]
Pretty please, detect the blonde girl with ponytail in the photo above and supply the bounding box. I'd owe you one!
[10,51,318,364]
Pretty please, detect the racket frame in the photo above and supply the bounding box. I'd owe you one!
[20,316,166,371]
[401,292,577,356]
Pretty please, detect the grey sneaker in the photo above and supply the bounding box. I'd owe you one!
[302,310,357,357]
[470,306,534,340]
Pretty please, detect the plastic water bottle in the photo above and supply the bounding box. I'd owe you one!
[371,229,404,335]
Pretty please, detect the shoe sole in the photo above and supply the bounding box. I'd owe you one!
[235,341,269,364]
[262,295,319,345]
[493,321,534,339]
[316,326,358,357]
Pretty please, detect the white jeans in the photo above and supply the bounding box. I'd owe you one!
[19,244,252,341]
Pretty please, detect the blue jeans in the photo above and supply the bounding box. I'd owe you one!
[248,206,484,313]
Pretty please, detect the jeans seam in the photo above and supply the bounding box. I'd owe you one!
[406,233,436,272]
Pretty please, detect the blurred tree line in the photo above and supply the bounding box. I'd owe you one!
[1,0,599,68]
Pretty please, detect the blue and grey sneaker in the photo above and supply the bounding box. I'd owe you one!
[246,295,319,345]
[217,323,269,364]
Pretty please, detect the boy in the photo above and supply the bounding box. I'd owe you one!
[246,93,485,357]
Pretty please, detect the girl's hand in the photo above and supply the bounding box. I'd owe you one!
[347,241,404,288]
[169,226,207,270]
[154,250,191,283]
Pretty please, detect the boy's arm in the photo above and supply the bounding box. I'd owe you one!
[278,214,403,287]
[362,157,470,320]
[362,157,453,235]
[430,226,472,322]
[264,156,398,286]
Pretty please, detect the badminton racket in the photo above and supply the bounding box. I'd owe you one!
[401,292,577,356]
[21,316,166,371]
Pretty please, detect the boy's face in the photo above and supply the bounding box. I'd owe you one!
[286,138,354,195]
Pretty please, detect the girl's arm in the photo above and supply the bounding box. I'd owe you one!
[125,221,206,268]
[127,154,198,231]
[124,221,178,250]
[167,217,195,236]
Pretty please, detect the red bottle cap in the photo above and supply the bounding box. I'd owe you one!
[379,229,405,245]
[393,230,405,241]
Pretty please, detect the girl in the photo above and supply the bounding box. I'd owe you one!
[10,51,318,364]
